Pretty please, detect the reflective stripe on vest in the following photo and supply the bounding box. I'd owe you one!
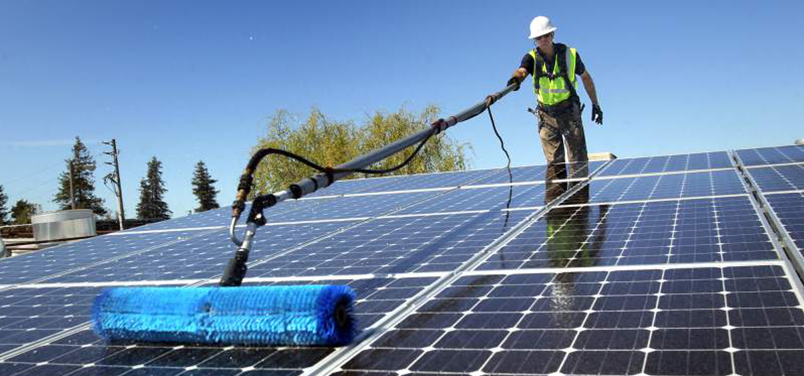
[530,47,577,105]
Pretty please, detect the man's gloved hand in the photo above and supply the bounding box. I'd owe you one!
[507,77,521,91]
[592,104,603,125]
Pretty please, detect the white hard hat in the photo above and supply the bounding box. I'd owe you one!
[528,16,557,39]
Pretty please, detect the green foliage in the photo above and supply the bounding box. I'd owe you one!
[136,157,172,221]
[192,161,220,212]
[251,105,469,194]
[0,185,8,225]
[53,137,107,216]
[11,199,40,225]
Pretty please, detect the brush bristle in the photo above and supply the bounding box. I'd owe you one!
[92,285,356,346]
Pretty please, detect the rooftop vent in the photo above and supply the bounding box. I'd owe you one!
[31,209,96,243]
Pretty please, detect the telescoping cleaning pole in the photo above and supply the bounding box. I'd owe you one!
[221,83,519,286]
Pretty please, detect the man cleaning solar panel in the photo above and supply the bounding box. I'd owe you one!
[507,16,603,180]
[91,69,521,346]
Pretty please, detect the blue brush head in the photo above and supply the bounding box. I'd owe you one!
[92,285,356,346]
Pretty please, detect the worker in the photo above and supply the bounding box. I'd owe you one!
[507,16,602,167]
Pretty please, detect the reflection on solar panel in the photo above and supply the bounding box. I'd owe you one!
[764,192,804,250]
[478,196,776,271]
[339,265,804,376]
[600,151,732,176]
[1,147,804,376]
[587,170,746,203]
[745,163,804,192]
[736,145,804,166]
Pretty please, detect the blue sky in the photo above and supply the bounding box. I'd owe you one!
[1,0,803,219]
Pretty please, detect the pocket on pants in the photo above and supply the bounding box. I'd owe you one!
[539,123,561,141]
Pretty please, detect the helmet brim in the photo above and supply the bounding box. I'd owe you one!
[528,26,556,39]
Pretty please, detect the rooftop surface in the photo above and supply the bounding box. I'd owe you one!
[0,144,803,376]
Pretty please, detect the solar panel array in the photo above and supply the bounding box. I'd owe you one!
[1,144,803,376]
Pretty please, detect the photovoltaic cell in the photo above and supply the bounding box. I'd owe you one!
[0,276,439,376]
[764,192,804,250]
[349,168,499,193]
[48,221,359,283]
[336,265,804,376]
[396,184,549,215]
[478,196,776,271]
[470,161,606,185]
[737,145,804,166]
[599,151,732,177]
[121,190,442,232]
[274,192,442,222]
[746,163,804,192]
[0,286,102,348]
[586,170,746,203]
[0,230,211,285]
[305,168,498,197]
[248,211,533,278]
[3,146,804,376]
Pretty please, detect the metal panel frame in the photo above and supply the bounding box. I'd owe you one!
[733,151,804,286]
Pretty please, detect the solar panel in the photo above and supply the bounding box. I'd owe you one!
[599,151,733,177]
[763,192,804,251]
[247,211,532,277]
[0,230,213,285]
[305,167,500,198]
[477,196,776,271]
[736,145,804,166]
[586,170,746,203]
[745,163,804,192]
[337,264,804,376]
[0,275,439,376]
[2,145,804,376]
[48,221,361,283]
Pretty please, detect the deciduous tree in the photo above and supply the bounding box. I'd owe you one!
[251,105,468,194]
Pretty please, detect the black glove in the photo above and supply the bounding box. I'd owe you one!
[507,77,521,91]
[592,104,603,125]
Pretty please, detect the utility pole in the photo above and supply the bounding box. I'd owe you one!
[103,139,125,230]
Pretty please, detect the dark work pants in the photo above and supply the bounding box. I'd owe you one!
[537,101,589,165]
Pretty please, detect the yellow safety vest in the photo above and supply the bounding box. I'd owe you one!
[529,45,578,106]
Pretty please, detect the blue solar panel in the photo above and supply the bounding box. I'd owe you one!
[599,151,732,177]
[737,145,804,166]
[469,161,606,185]
[338,265,804,376]
[586,170,746,203]
[350,168,500,192]
[0,286,103,348]
[0,230,213,285]
[746,163,804,192]
[0,276,439,376]
[764,192,804,251]
[48,221,360,283]
[478,196,776,271]
[305,168,499,198]
[3,145,804,376]
[248,211,532,278]
[396,184,548,214]
[127,191,443,231]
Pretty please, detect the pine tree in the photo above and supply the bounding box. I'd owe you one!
[0,185,9,225]
[136,157,172,221]
[53,137,107,216]
[11,200,40,225]
[191,161,220,212]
